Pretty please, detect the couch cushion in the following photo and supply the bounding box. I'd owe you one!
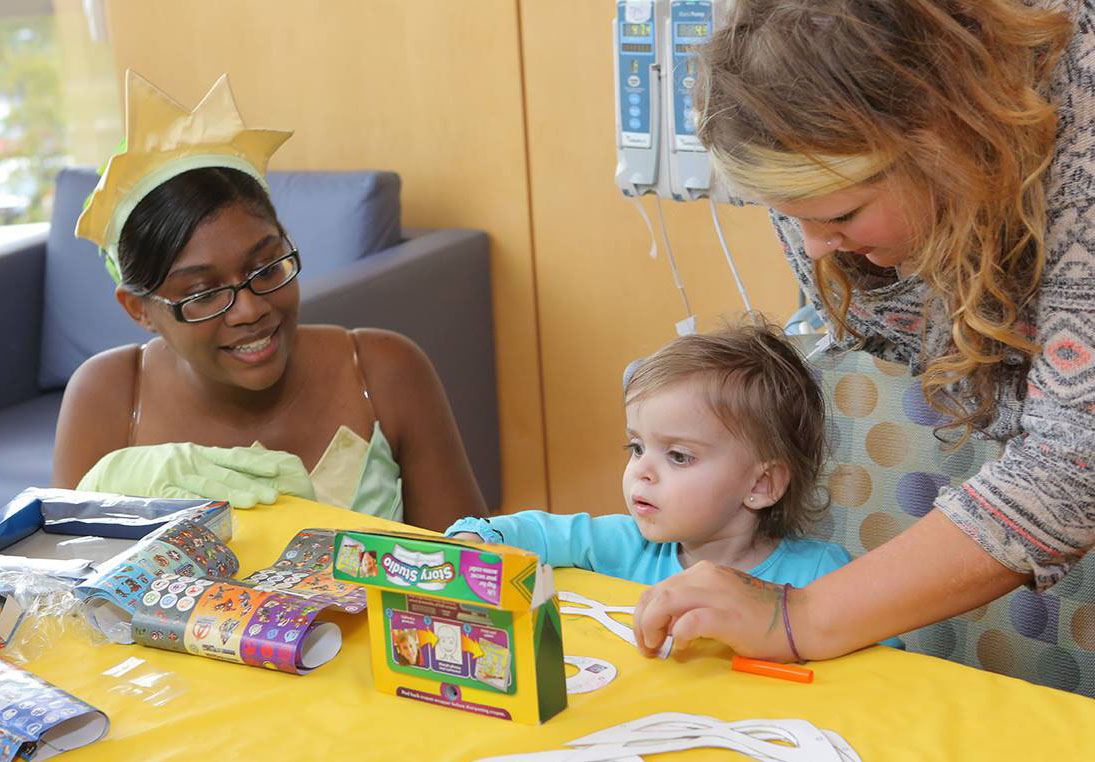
[37,168,402,390]
[803,338,1095,696]
[267,170,401,279]
[0,391,63,506]
[38,168,152,390]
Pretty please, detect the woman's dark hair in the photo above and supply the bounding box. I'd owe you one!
[117,167,280,293]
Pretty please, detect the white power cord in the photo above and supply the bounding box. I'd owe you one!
[709,196,753,313]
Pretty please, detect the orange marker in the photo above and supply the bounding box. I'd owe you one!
[731,655,814,684]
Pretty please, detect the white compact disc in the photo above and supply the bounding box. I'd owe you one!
[564,655,618,694]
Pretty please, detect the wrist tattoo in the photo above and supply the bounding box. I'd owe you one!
[732,569,784,596]
[732,569,784,634]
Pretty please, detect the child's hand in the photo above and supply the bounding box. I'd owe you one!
[449,532,485,543]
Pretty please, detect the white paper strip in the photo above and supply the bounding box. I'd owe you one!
[557,590,673,659]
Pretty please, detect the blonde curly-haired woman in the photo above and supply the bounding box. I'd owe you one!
[633,0,1093,663]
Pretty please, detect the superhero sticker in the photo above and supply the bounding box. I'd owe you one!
[0,659,109,762]
[77,518,236,620]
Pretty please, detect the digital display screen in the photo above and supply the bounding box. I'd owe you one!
[675,44,697,53]
[676,23,709,38]
[623,23,651,37]
[621,43,653,53]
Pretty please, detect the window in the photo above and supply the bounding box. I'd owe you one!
[0,0,120,227]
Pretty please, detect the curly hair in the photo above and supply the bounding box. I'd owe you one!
[624,320,829,541]
[695,0,1073,440]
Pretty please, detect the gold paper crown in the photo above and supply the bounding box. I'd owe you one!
[76,69,293,283]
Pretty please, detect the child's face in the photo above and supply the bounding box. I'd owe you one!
[395,630,419,664]
[361,552,378,577]
[622,380,768,546]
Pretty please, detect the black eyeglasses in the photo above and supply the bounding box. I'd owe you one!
[146,247,302,323]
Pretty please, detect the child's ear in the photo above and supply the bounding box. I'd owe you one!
[115,286,158,333]
[746,462,791,509]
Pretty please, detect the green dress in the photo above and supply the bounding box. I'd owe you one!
[309,421,402,521]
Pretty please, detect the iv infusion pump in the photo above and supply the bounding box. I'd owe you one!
[614,0,731,202]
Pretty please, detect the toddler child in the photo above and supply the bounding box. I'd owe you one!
[447,323,852,590]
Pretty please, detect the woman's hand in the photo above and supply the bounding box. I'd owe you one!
[76,443,315,509]
[633,512,1030,663]
[633,560,796,661]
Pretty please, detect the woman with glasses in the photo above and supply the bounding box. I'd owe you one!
[52,73,487,532]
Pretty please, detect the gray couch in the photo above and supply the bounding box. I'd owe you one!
[0,167,500,510]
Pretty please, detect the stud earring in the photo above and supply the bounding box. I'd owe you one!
[825,239,834,247]
[748,496,755,503]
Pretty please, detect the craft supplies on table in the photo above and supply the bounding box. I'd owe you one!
[15,498,1095,760]
[78,518,366,674]
[0,658,109,762]
[334,529,567,724]
[472,712,861,762]
[557,590,672,659]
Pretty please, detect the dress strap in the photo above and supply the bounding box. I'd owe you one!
[345,328,371,401]
[128,342,147,446]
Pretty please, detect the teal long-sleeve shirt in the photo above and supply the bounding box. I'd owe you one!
[446,511,905,649]
[445,511,850,588]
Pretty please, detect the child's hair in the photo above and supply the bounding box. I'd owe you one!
[693,0,1072,442]
[624,319,828,541]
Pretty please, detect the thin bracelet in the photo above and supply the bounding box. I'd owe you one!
[782,583,805,663]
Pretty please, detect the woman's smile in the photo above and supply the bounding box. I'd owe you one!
[221,325,281,365]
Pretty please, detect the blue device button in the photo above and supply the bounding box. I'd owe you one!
[628,106,641,117]
[628,93,640,105]
[628,118,641,130]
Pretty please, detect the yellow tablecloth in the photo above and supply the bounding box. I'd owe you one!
[21,498,1094,760]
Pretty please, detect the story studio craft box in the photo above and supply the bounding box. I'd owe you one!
[332,530,567,724]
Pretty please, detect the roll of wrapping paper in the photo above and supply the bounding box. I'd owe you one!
[131,577,342,674]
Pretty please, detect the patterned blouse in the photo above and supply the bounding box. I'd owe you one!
[771,0,1095,591]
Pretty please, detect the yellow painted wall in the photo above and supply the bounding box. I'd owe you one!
[103,0,798,517]
[519,2,797,515]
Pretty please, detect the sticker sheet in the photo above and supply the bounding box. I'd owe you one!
[126,529,364,674]
[0,659,109,762]
[77,518,236,616]
[131,576,338,674]
[77,522,362,674]
[240,529,368,614]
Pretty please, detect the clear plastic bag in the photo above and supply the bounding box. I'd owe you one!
[102,657,186,706]
[0,571,107,663]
